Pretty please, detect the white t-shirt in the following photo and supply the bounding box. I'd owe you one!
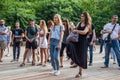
[51,25,64,40]
[103,23,120,39]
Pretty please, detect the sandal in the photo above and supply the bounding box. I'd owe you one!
[37,63,42,66]
[75,72,82,78]
[20,63,25,67]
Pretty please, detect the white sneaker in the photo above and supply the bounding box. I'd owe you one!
[50,70,57,75]
[54,70,60,76]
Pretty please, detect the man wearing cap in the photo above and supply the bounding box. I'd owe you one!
[0,20,8,62]
[20,19,39,67]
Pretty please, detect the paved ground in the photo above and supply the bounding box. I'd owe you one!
[0,46,120,80]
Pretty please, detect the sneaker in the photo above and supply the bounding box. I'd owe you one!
[101,66,108,68]
[88,63,92,66]
[54,70,60,76]
[20,63,25,67]
[5,54,10,57]
[50,70,57,75]
[11,60,15,62]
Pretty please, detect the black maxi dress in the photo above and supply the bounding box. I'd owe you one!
[67,24,88,69]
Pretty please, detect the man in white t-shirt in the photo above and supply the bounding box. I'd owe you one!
[101,15,120,68]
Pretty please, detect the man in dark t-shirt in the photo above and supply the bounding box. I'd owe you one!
[11,22,24,62]
[20,19,39,67]
[87,24,96,66]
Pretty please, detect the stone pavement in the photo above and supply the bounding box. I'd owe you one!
[0,46,120,80]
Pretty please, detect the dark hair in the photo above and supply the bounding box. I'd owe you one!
[82,12,92,33]
[112,15,118,18]
[62,18,70,34]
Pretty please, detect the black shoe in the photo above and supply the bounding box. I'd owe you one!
[101,66,108,68]
[88,63,92,66]
[11,60,15,62]
[32,62,35,66]
[20,63,25,67]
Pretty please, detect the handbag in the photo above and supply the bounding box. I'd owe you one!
[66,32,79,42]
[104,24,116,43]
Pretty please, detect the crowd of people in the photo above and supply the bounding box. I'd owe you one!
[0,12,120,78]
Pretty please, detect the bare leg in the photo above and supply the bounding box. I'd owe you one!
[23,48,29,63]
[32,49,36,65]
[47,48,50,61]
[60,56,63,67]
[43,48,47,64]
[40,48,43,64]
[0,49,3,62]
[75,67,82,78]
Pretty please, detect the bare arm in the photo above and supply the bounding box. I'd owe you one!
[74,26,89,35]
[58,30,64,45]
[25,30,29,41]
[0,28,8,35]
[91,29,96,42]
[42,29,47,44]
[101,30,112,34]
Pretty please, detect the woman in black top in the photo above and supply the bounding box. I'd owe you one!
[60,19,70,67]
[69,12,92,78]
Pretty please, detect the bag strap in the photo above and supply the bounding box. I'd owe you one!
[108,24,116,36]
[111,24,116,32]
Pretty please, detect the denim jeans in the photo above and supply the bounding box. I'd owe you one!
[87,44,93,64]
[99,39,104,53]
[104,40,120,67]
[13,41,21,60]
[50,38,60,70]
[111,48,116,61]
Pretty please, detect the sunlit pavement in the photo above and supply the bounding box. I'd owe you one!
[0,46,120,80]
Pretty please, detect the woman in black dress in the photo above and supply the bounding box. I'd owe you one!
[70,12,92,78]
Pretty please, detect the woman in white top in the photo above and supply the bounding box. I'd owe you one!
[37,20,48,66]
[5,26,12,57]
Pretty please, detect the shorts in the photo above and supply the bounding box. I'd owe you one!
[26,40,37,50]
[0,41,7,50]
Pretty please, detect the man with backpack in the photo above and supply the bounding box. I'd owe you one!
[20,19,39,67]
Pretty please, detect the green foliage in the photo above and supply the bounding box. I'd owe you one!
[0,0,120,36]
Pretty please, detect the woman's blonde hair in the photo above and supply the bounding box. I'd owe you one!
[54,14,63,26]
[39,20,48,33]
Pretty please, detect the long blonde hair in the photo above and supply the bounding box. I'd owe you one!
[39,20,48,33]
[54,14,63,26]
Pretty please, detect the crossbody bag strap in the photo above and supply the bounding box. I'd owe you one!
[108,24,116,36]
[111,24,116,32]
